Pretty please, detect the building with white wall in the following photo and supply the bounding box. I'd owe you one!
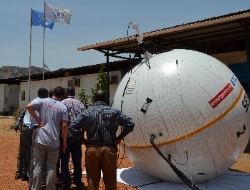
[0,81,19,115]
[19,70,120,108]
[1,9,250,115]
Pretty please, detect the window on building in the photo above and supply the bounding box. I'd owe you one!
[21,91,25,101]
[68,80,74,86]
[74,79,80,87]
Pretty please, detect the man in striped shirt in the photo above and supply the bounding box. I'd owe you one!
[70,89,134,190]
[61,86,85,190]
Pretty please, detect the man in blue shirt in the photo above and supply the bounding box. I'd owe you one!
[26,86,68,190]
[70,89,135,190]
[28,88,49,189]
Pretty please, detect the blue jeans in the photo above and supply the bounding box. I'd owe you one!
[60,137,84,189]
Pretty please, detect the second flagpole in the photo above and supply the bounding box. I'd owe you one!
[43,1,46,81]
[28,8,32,102]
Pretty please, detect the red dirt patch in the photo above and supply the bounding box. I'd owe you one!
[0,117,249,189]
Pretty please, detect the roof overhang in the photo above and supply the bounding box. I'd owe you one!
[77,9,250,58]
[0,78,20,85]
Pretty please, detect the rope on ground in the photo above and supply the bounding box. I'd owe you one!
[150,134,202,190]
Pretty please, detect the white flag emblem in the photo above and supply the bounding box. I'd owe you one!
[45,2,72,24]
[54,10,64,20]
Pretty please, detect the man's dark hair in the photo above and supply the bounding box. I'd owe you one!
[66,86,75,96]
[94,89,107,102]
[38,88,49,98]
[49,88,54,98]
[53,86,65,98]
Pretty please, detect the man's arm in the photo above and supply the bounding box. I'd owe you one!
[26,103,42,127]
[13,108,26,131]
[61,120,68,152]
[115,112,135,144]
[16,108,26,124]
[69,111,86,138]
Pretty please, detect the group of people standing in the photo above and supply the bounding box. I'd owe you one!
[14,86,135,190]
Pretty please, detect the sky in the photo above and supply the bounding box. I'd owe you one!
[1,0,250,72]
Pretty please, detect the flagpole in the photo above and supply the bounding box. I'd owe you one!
[43,1,45,81]
[28,8,32,102]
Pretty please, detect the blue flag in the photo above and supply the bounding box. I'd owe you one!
[31,9,54,29]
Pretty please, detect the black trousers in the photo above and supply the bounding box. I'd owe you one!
[60,137,84,189]
[16,125,32,177]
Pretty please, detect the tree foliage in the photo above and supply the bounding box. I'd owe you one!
[78,64,108,108]
[78,87,90,109]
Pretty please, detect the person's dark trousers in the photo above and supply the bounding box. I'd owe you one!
[57,152,61,178]
[15,141,23,179]
[21,125,32,181]
[61,137,84,189]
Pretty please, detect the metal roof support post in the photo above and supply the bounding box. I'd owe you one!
[106,50,110,105]
[0,84,4,112]
[245,25,250,95]
[243,21,250,153]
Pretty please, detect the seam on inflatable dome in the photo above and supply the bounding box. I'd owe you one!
[126,87,244,149]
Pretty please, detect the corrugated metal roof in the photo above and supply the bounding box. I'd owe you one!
[77,9,250,57]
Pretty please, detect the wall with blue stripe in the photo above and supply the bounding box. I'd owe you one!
[228,62,249,93]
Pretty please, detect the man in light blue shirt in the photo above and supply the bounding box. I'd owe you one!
[28,88,49,189]
[26,86,68,190]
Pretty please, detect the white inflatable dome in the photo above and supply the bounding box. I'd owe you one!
[113,49,250,183]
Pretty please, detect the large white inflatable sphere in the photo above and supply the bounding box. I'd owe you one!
[113,49,250,183]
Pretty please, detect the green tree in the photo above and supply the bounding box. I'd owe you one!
[90,64,108,104]
[96,64,108,91]
[78,87,90,108]
[78,64,108,107]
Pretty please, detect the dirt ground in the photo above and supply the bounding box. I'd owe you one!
[0,116,136,190]
[0,116,249,190]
